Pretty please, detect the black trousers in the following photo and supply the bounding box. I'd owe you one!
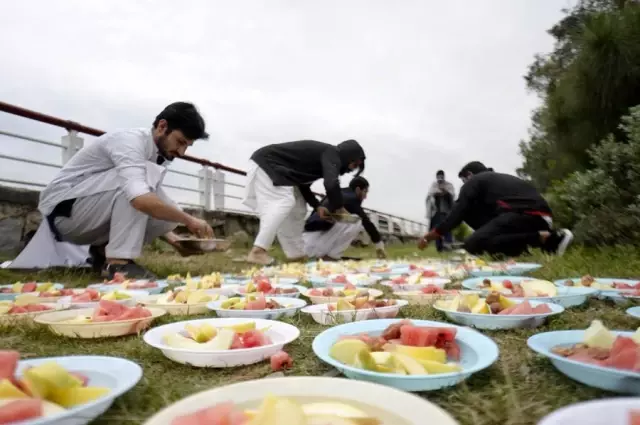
[463,212,550,257]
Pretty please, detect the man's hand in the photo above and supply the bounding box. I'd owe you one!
[335,207,349,216]
[418,231,439,250]
[376,248,387,259]
[317,206,335,222]
[186,216,214,238]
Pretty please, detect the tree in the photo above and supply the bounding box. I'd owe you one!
[518,0,640,191]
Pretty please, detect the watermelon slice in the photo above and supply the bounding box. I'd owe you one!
[91,300,150,322]
[603,336,640,371]
[0,399,43,424]
[256,280,273,293]
[171,401,248,425]
[245,295,267,311]
[21,282,37,293]
[532,304,552,314]
[508,301,534,315]
[270,351,293,371]
[241,330,270,348]
[0,351,19,380]
[630,411,640,425]
[421,270,438,277]
[229,334,244,350]
[399,325,460,359]
[309,289,322,296]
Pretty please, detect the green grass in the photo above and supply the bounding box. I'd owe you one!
[2,244,640,425]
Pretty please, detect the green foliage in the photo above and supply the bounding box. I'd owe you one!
[548,105,640,245]
[518,0,640,190]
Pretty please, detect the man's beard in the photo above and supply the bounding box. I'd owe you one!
[156,134,172,161]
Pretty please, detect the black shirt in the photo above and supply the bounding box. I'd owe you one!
[304,187,381,244]
[435,171,552,235]
[250,140,365,211]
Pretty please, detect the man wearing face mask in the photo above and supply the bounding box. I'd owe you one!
[244,139,366,266]
[418,161,573,257]
[38,102,214,279]
[426,170,455,252]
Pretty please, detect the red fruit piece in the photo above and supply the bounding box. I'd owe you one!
[421,270,437,277]
[245,294,267,311]
[630,411,640,425]
[241,330,269,348]
[171,401,248,425]
[0,399,43,424]
[229,334,244,350]
[270,351,293,371]
[604,336,640,371]
[333,275,348,283]
[392,276,407,284]
[343,283,356,290]
[21,282,37,293]
[503,280,513,289]
[256,280,273,293]
[0,351,20,380]
[309,289,322,296]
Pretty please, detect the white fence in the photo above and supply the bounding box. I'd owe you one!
[0,102,428,239]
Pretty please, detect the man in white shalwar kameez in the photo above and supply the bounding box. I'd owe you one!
[303,176,386,260]
[27,102,213,279]
[243,139,366,266]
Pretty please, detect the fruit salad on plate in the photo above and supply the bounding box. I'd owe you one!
[161,321,273,351]
[101,273,159,289]
[155,289,218,305]
[551,320,640,373]
[564,275,640,292]
[328,298,398,312]
[479,278,556,298]
[0,301,54,316]
[436,292,553,315]
[0,282,60,294]
[328,320,462,376]
[185,272,226,289]
[307,285,372,299]
[0,351,109,423]
[237,278,299,296]
[70,289,136,304]
[170,394,384,425]
[218,295,290,311]
[60,300,152,324]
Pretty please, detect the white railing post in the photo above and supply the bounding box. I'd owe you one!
[198,166,213,210]
[212,169,226,211]
[60,130,84,164]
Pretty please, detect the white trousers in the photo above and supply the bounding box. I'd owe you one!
[53,187,178,259]
[303,222,363,260]
[243,160,307,259]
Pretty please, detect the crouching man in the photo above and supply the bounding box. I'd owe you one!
[38,102,214,280]
[303,176,386,260]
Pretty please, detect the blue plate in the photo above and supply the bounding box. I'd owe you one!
[627,306,640,319]
[528,330,640,394]
[554,277,639,289]
[15,355,142,425]
[462,276,597,308]
[312,318,499,392]
[0,283,64,301]
[537,397,640,425]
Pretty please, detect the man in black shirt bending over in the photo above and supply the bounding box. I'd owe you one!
[303,176,386,260]
[418,161,573,257]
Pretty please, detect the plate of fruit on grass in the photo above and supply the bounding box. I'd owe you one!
[381,273,451,291]
[0,282,65,301]
[143,318,300,368]
[527,320,640,394]
[0,299,68,325]
[554,275,640,291]
[537,397,640,425]
[66,289,149,309]
[308,273,379,288]
[90,276,167,295]
[171,272,239,296]
[312,319,499,392]
[462,276,597,308]
[234,279,308,299]
[392,285,477,306]
[0,350,142,425]
[34,300,166,338]
[139,289,226,315]
[433,292,563,330]
[207,295,307,320]
[143,376,460,425]
[302,298,409,325]
[304,285,383,305]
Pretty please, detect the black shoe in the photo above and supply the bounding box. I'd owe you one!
[87,245,106,273]
[102,261,157,280]
[544,229,574,256]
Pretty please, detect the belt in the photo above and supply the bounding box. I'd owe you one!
[46,198,76,242]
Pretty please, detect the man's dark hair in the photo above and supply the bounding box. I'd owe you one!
[436,170,445,177]
[349,176,370,191]
[458,161,491,177]
[153,102,209,141]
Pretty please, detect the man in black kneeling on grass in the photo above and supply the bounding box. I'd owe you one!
[418,161,573,257]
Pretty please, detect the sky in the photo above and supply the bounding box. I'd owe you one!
[0,0,573,223]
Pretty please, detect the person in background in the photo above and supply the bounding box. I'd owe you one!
[243,139,366,266]
[426,170,455,252]
[38,102,214,280]
[418,161,573,257]
[303,176,386,260]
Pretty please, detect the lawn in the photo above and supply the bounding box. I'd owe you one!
[2,243,640,425]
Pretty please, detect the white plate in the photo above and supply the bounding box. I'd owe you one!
[0,303,68,325]
[537,397,640,425]
[309,273,379,288]
[302,299,409,325]
[142,317,300,368]
[394,290,479,305]
[0,283,65,301]
[139,293,228,316]
[14,355,142,425]
[234,284,308,299]
[174,284,238,297]
[303,287,384,304]
[207,296,307,320]
[434,299,565,330]
[381,277,451,289]
[142,376,459,425]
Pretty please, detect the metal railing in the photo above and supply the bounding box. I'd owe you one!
[0,101,427,238]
